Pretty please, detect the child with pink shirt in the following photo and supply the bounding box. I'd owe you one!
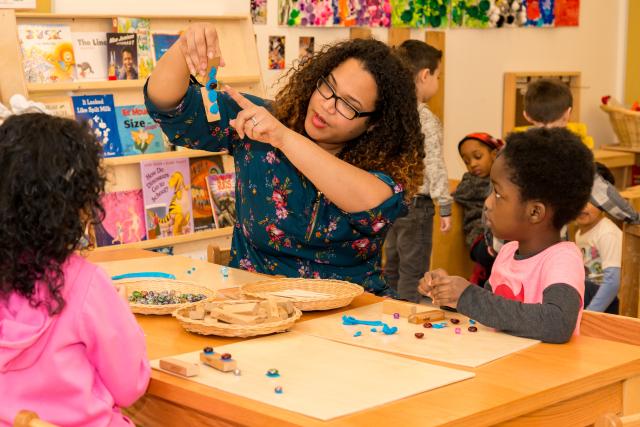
[418,127,594,343]
[0,113,150,426]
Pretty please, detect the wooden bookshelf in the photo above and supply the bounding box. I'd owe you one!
[26,75,261,93]
[92,227,234,252]
[102,149,225,166]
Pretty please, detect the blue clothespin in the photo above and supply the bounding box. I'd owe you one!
[206,67,219,115]
[111,272,176,281]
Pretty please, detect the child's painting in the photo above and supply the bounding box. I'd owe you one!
[268,36,286,70]
[298,36,314,61]
[554,0,579,26]
[391,0,450,28]
[450,0,492,28]
[279,0,335,26]
[336,0,391,27]
[523,0,555,27]
[94,189,146,247]
[487,0,527,27]
[251,0,268,24]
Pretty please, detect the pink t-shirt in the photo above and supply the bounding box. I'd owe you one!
[488,241,585,335]
[0,255,150,426]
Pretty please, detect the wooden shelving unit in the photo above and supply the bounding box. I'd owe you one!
[93,227,234,252]
[0,10,263,253]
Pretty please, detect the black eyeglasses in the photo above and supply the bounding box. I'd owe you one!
[315,76,375,120]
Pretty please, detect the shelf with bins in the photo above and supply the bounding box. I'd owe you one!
[92,227,234,252]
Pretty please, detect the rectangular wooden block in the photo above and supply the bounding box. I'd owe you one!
[408,310,445,324]
[189,308,205,320]
[223,303,259,314]
[211,308,262,325]
[382,300,423,317]
[200,352,237,372]
[159,358,200,377]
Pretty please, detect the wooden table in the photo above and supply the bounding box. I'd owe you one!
[593,148,636,189]
[88,249,640,426]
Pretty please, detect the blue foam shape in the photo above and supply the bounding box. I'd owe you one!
[342,315,384,327]
[382,324,398,335]
[111,272,176,280]
[210,102,219,114]
[370,328,377,332]
[469,319,476,325]
[208,90,218,103]
[353,331,362,337]
[266,372,280,378]
[431,322,447,329]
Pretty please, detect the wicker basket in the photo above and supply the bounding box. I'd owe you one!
[118,278,217,315]
[600,104,640,148]
[173,299,302,337]
[240,278,364,311]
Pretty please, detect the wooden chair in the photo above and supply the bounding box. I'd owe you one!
[206,244,231,266]
[581,310,640,346]
[596,412,640,427]
[13,411,57,427]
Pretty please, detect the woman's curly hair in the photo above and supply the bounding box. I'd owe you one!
[273,38,425,198]
[0,113,106,315]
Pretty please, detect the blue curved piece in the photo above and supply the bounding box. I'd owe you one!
[111,272,176,281]
[342,315,398,335]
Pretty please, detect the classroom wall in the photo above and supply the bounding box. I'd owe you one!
[54,0,629,179]
[625,0,640,105]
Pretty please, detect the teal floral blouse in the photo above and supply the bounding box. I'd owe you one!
[144,81,406,295]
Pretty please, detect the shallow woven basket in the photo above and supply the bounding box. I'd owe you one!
[601,104,640,148]
[173,299,302,337]
[240,278,364,311]
[118,278,216,315]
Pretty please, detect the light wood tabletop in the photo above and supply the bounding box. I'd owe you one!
[88,249,640,426]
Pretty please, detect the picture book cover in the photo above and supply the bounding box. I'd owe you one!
[113,17,154,79]
[106,32,138,80]
[37,96,74,118]
[189,157,224,232]
[71,94,123,157]
[115,104,166,155]
[206,172,236,229]
[140,158,194,239]
[151,32,180,63]
[93,189,146,247]
[72,32,108,81]
[18,23,75,83]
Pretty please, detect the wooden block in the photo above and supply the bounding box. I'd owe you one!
[204,316,219,325]
[278,306,289,320]
[266,298,280,318]
[198,57,222,122]
[222,303,258,314]
[200,352,237,372]
[189,308,205,320]
[203,302,218,313]
[159,358,200,377]
[408,309,445,324]
[382,300,425,317]
[211,308,259,325]
[278,301,295,316]
[195,56,221,86]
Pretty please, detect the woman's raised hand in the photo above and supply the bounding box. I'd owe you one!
[226,85,291,149]
[178,22,226,76]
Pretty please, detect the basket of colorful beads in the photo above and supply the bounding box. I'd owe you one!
[119,278,217,315]
[173,298,302,337]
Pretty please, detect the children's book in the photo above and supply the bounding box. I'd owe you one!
[151,32,180,64]
[113,17,154,79]
[115,104,166,155]
[140,158,194,239]
[35,96,74,118]
[71,94,123,157]
[206,173,236,229]
[72,32,108,81]
[106,32,138,81]
[189,157,224,232]
[93,189,147,247]
[18,23,75,83]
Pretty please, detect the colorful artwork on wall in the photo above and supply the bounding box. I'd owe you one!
[391,0,450,28]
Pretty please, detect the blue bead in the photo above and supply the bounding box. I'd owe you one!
[469,319,476,325]
[353,331,362,337]
[370,328,377,332]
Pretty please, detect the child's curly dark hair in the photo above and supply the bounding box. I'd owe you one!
[274,38,425,198]
[0,113,106,315]
[502,127,594,230]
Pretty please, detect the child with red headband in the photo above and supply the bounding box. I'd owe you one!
[453,132,504,284]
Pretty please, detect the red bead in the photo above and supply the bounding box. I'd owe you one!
[450,318,460,324]
[221,353,232,360]
[423,322,432,328]
[468,326,478,332]
[415,332,424,339]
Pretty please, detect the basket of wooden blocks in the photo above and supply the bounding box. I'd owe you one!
[119,278,217,315]
[240,278,364,311]
[173,299,303,337]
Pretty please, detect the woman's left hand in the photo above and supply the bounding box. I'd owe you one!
[226,85,291,149]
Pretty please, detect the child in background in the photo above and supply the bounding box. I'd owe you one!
[419,128,594,344]
[453,132,504,284]
[523,78,640,225]
[384,39,452,302]
[575,162,622,313]
[0,114,150,426]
